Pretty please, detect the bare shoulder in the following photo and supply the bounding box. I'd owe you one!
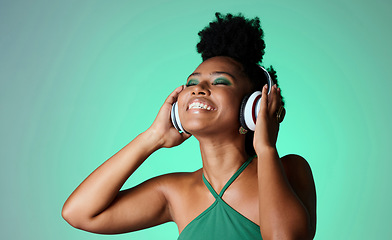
[280,154,317,234]
[279,154,316,200]
[153,169,203,195]
[151,169,205,227]
[280,154,314,180]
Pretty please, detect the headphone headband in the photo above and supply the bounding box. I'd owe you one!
[258,65,273,94]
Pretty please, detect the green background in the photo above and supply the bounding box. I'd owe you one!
[1,0,391,239]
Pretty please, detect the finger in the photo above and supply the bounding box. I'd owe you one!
[165,85,184,105]
[260,84,268,113]
[269,84,280,116]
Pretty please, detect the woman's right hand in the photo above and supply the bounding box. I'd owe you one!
[146,85,192,148]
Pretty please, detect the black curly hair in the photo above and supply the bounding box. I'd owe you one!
[196,12,284,156]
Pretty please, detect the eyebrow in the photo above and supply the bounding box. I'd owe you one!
[187,71,237,80]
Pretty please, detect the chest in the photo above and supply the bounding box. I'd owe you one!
[169,174,260,233]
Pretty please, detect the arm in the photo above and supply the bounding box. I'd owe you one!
[62,86,191,234]
[254,85,316,240]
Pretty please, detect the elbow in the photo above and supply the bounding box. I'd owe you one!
[61,205,80,229]
[62,204,104,234]
[61,204,89,230]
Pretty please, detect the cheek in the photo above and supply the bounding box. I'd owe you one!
[218,94,242,117]
[222,89,243,107]
[177,90,187,107]
[176,90,190,119]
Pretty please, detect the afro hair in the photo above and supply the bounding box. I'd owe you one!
[197,12,265,65]
[196,12,283,96]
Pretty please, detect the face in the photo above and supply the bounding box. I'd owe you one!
[177,56,252,135]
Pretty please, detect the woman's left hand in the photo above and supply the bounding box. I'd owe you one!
[253,84,285,152]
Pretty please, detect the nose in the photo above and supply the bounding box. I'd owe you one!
[192,82,210,96]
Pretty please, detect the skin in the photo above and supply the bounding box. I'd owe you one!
[62,56,316,239]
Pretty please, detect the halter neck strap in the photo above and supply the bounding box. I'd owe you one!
[202,156,255,198]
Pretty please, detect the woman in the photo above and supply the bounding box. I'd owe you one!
[62,13,316,239]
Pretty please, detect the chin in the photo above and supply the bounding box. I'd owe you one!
[182,122,212,135]
[184,121,239,137]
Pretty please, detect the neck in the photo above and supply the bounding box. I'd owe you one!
[195,132,249,193]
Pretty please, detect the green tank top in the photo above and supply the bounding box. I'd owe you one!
[177,156,262,240]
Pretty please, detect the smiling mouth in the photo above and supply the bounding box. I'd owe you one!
[188,101,216,111]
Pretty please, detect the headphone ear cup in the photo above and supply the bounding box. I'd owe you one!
[239,66,272,132]
[240,91,261,131]
[239,94,251,131]
[171,102,189,133]
[171,102,181,131]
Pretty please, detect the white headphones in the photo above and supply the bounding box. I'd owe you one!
[171,66,272,133]
[171,100,187,133]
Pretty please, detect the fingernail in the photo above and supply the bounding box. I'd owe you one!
[264,84,268,89]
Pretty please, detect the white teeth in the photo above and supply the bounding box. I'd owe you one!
[189,101,214,110]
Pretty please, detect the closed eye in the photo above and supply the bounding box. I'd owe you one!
[212,78,232,86]
[186,79,199,87]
